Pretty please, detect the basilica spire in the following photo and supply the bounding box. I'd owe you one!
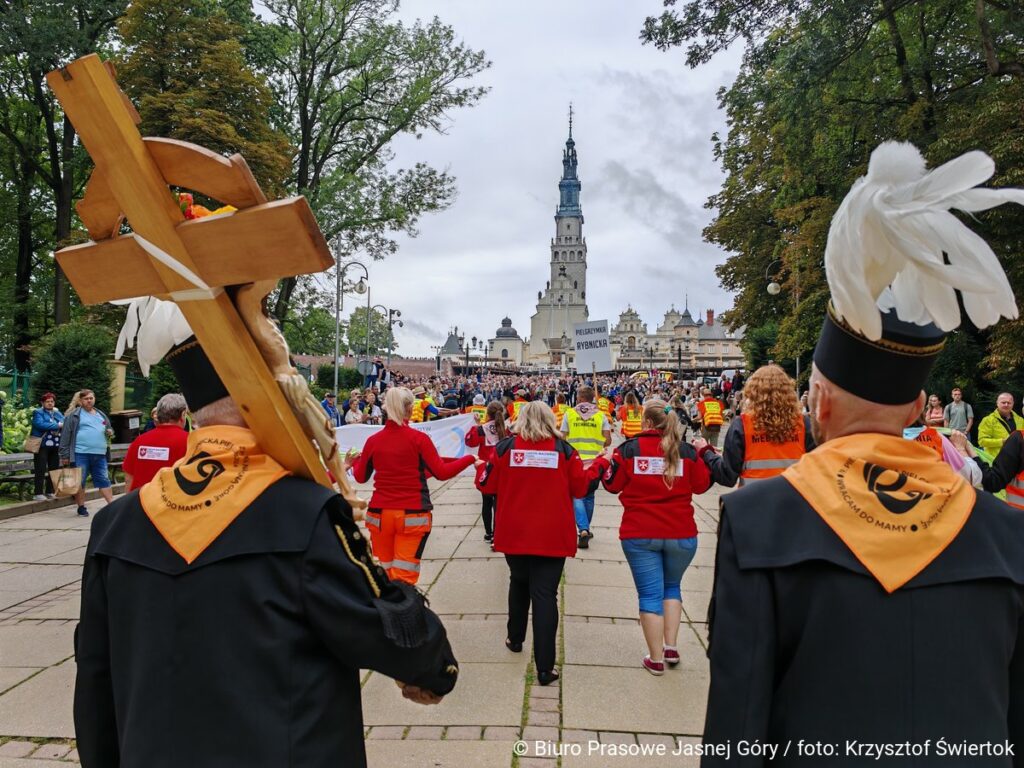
[557,104,582,218]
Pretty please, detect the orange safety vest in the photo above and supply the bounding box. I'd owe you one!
[700,398,724,427]
[619,406,643,438]
[913,426,945,459]
[740,413,805,483]
[551,403,566,425]
[465,404,488,422]
[509,399,527,420]
[1004,431,1024,510]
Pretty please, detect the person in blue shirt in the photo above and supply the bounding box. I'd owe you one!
[320,392,342,428]
[59,389,114,517]
[30,392,65,499]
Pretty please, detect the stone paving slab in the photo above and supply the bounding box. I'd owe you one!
[562,664,708,736]
[683,565,714,593]
[0,624,75,667]
[564,622,707,671]
[0,668,42,694]
[365,740,511,766]
[561,737,701,767]
[0,592,38,612]
[682,592,710,623]
[0,758,71,768]
[362,662,525,727]
[0,661,76,738]
[564,585,638,619]
[36,549,87,567]
[20,594,80,621]
[0,533,89,564]
[0,566,81,595]
[0,510,92,531]
[450,538,503,560]
[571,537,627,562]
[441,619,533,663]
[564,560,632,588]
[426,559,510,615]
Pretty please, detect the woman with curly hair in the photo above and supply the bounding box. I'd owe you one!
[695,364,814,487]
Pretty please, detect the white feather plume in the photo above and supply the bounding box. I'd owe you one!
[114,297,194,377]
[825,141,1024,341]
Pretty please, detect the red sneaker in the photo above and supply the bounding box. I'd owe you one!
[642,656,665,676]
[663,646,680,666]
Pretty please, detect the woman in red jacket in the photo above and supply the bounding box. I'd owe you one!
[350,387,478,585]
[601,398,713,676]
[476,401,608,685]
[464,401,508,543]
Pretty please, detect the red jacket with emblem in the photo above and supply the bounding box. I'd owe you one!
[351,420,475,510]
[601,430,713,540]
[464,422,508,465]
[475,435,607,557]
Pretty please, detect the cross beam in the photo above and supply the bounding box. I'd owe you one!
[47,54,332,484]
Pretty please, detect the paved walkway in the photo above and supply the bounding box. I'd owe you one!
[0,473,725,767]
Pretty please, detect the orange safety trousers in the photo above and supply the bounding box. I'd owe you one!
[364,508,432,585]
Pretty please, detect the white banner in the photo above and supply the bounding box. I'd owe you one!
[334,413,478,463]
[573,319,612,372]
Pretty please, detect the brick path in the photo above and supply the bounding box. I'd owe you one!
[0,472,725,767]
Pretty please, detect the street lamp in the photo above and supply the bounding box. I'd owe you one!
[765,258,801,384]
[675,343,682,381]
[334,250,368,397]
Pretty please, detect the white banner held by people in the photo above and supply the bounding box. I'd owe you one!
[335,414,477,464]
[573,319,612,372]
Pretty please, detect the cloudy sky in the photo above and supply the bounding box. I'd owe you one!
[332,1,743,357]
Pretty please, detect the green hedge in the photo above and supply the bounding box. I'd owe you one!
[31,322,115,414]
[317,364,364,395]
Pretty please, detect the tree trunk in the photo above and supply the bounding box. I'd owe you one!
[880,0,918,107]
[52,114,76,326]
[976,0,1024,78]
[13,157,34,371]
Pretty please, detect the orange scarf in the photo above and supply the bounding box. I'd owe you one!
[140,426,289,564]
[783,433,974,593]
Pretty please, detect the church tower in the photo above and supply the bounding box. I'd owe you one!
[528,108,589,364]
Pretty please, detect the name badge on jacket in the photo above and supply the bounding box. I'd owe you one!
[510,450,559,469]
[138,446,171,461]
[634,457,683,475]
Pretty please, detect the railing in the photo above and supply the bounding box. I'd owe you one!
[0,368,32,405]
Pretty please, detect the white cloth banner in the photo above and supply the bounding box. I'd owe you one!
[334,414,478,463]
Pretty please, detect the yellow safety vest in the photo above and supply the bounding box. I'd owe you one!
[411,398,428,423]
[597,397,613,420]
[565,407,606,461]
[552,403,566,425]
[701,399,724,426]
[511,399,527,420]
[467,405,488,422]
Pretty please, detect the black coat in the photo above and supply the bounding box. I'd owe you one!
[74,477,458,768]
[703,476,1024,767]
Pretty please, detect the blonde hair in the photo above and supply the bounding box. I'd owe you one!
[743,364,801,444]
[641,398,684,488]
[65,389,92,416]
[384,387,414,424]
[515,400,559,442]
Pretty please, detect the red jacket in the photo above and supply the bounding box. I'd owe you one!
[601,430,712,540]
[122,424,189,491]
[464,422,506,465]
[351,420,474,510]
[476,435,606,557]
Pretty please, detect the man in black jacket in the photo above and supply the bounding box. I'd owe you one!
[74,337,458,768]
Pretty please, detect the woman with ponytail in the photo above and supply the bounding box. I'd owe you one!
[617,391,644,439]
[600,398,713,676]
[465,401,508,543]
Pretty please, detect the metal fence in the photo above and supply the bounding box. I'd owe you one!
[0,369,32,405]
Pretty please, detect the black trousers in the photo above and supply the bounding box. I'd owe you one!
[33,444,60,495]
[481,494,496,536]
[505,554,565,674]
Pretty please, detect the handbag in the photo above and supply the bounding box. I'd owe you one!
[49,467,83,498]
[22,435,42,454]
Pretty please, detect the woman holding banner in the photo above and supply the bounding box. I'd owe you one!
[348,387,479,585]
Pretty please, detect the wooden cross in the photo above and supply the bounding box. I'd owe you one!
[47,54,333,484]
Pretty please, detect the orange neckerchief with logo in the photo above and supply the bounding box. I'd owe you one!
[783,434,974,593]
[140,426,290,564]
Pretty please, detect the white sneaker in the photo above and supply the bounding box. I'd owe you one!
[32,495,47,501]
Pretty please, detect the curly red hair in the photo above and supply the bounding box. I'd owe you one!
[743,365,801,443]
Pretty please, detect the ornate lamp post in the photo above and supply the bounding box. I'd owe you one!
[766,258,801,385]
[334,251,368,396]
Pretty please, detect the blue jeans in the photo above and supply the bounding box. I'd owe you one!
[573,493,595,532]
[621,538,698,615]
[74,452,111,490]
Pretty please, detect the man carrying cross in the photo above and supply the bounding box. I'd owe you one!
[45,55,459,768]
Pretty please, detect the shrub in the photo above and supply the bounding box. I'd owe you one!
[1,403,34,454]
[317,364,364,394]
[32,322,115,414]
[147,360,183,411]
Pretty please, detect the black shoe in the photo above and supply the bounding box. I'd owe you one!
[537,669,560,686]
[577,531,590,549]
[484,533,493,542]
[77,506,89,517]
[505,638,523,653]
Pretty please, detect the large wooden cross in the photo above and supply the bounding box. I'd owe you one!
[47,54,333,484]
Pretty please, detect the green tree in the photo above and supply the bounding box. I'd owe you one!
[116,0,292,198]
[739,321,778,372]
[259,0,491,322]
[283,304,339,356]
[346,306,394,357]
[31,321,115,414]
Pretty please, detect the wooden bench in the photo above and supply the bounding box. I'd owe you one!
[0,445,130,501]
